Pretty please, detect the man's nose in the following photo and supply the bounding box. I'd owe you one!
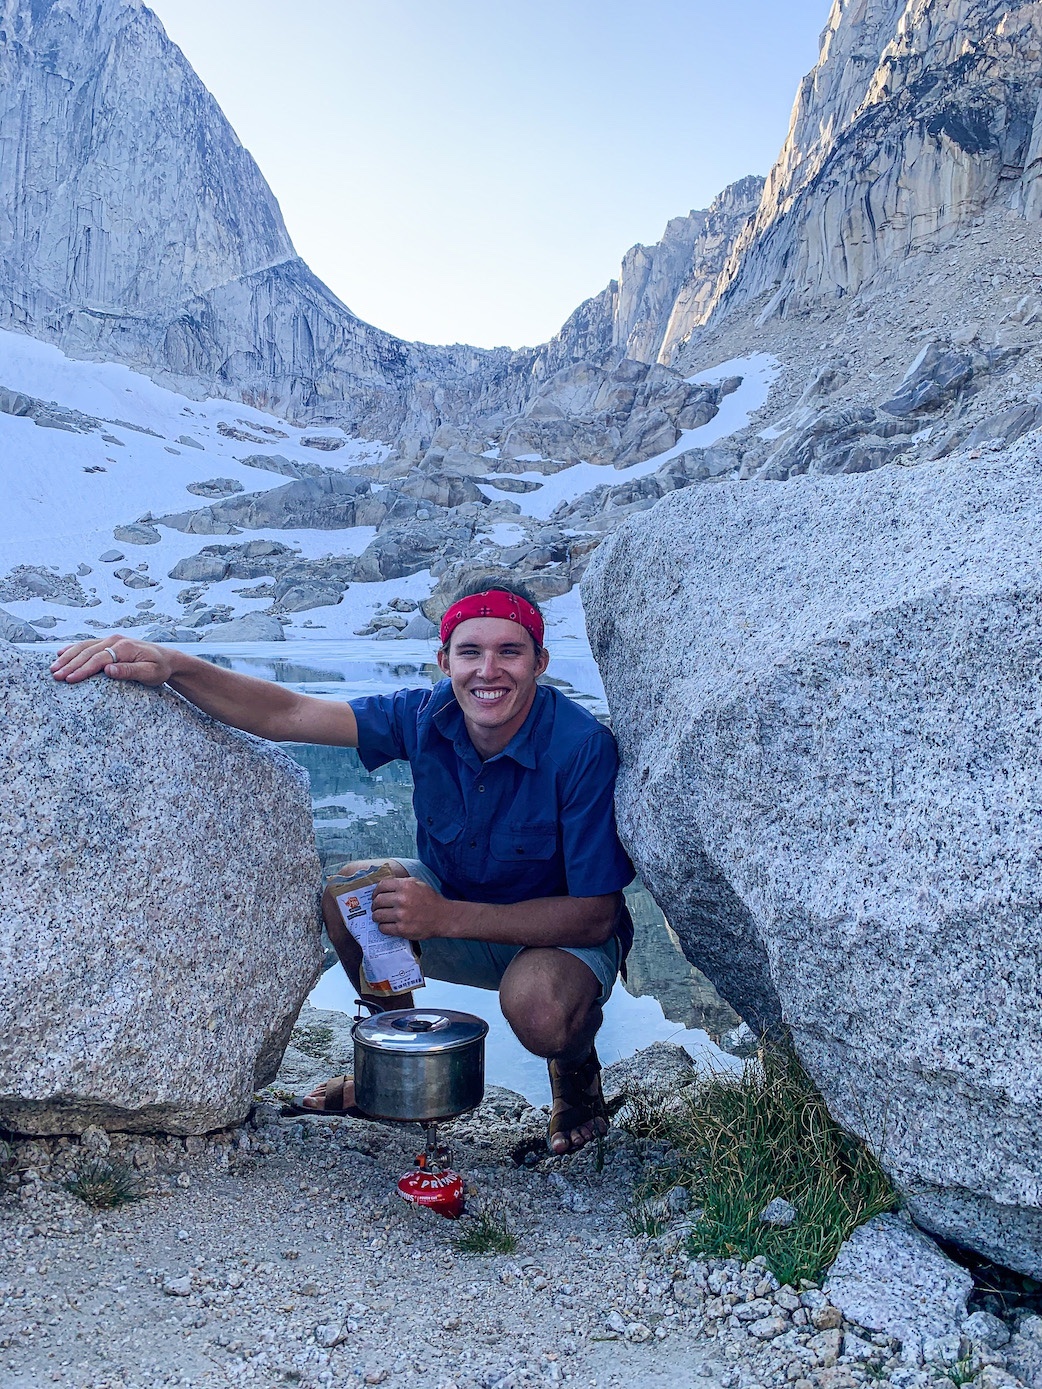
[478,652,499,679]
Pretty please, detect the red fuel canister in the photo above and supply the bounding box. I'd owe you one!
[397,1161,466,1219]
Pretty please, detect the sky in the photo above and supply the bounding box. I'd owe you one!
[148,0,828,350]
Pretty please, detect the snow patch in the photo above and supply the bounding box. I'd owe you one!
[477,353,781,522]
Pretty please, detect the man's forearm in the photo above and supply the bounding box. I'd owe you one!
[161,652,358,745]
[165,653,303,738]
[441,893,620,949]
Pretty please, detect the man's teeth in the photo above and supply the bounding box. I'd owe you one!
[473,689,505,701]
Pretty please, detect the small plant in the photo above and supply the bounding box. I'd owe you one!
[940,1357,978,1388]
[64,1157,143,1209]
[630,1198,670,1239]
[291,1023,334,1061]
[452,1207,517,1256]
[626,1040,896,1286]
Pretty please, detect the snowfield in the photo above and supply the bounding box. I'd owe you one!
[0,329,778,647]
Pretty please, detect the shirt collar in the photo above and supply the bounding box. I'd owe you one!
[433,681,546,770]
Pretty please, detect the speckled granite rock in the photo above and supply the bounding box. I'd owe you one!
[0,646,322,1135]
[583,444,1042,1276]
[825,1215,972,1345]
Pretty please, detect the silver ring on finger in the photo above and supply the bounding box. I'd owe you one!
[104,647,118,664]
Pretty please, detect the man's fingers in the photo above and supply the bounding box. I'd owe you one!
[51,638,124,683]
[50,638,103,673]
[51,636,170,686]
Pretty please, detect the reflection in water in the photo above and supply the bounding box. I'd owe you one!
[207,640,741,1078]
[624,889,739,1036]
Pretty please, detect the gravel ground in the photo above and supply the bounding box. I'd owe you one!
[0,1081,1025,1389]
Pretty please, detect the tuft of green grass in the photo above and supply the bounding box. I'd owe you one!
[630,1199,670,1239]
[625,1041,896,1286]
[64,1157,143,1209]
[452,1208,517,1256]
[940,1358,979,1388]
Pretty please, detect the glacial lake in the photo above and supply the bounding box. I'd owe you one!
[202,639,742,1102]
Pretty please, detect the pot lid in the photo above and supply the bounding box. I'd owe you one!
[354,1008,489,1055]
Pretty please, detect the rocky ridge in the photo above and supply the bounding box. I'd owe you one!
[708,0,1042,323]
[3,0,1042,639]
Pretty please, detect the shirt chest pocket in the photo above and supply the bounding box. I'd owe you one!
[490,823,558,862]
[421,808,464,844]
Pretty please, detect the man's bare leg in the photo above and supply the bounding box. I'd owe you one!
[301,858,415,1111]
[498,948,607,1155]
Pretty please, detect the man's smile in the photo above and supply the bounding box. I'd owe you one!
[470,687,509,704]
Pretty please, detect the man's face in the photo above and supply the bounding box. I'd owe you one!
[438,616,549,749]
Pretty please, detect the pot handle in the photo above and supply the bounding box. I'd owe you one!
[355,997,387,1016]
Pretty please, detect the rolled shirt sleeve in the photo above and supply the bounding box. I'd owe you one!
[349,688,422,771]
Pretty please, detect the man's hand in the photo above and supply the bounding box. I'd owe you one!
[372,877,453,941]
[50,636,174,686]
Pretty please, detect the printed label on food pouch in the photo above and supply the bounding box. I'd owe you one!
[330,864,425,997]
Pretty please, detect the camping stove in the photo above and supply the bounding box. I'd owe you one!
[396,1124,466,1219]
[351,999,486,1221]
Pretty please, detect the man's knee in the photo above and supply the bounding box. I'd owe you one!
[501,992,573,1058]
[499,954,598,1057]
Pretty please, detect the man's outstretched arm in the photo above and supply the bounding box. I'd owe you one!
[50,636,358,746]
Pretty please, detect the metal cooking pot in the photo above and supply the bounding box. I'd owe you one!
[352,1008,488,1123]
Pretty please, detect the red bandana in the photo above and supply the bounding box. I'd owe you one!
[439,589,545,647]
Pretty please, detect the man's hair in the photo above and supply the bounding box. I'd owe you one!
[439,574,545,655]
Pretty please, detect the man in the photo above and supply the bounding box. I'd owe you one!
[51,578,634,1154]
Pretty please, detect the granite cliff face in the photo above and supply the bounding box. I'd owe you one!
[546,177,765,371]
[0,0,523,440]
[707,0,1042,320]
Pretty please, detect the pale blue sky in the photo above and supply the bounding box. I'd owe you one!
[149,0,828,349]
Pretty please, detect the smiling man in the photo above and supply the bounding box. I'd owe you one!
[50,575,634,1154]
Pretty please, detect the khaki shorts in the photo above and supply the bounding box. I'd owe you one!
[393,858,620,1008]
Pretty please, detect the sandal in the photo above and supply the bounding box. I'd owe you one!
[284,999,385,1118]
[547,1047,609,1154]
[285,1074,366,1118]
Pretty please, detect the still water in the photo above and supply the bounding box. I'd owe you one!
[206,639,741,1101]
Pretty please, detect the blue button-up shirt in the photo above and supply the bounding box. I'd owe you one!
[350,680,634,951]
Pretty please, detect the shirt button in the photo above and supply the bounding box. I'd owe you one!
[469,840,477,848]
[477,784,485,793]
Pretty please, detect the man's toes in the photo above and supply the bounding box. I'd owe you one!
[567,1117,607,1151]
[301,1082,332,1111]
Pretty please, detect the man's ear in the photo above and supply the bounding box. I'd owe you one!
[437,645,451,676]
[535,645,550,677]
